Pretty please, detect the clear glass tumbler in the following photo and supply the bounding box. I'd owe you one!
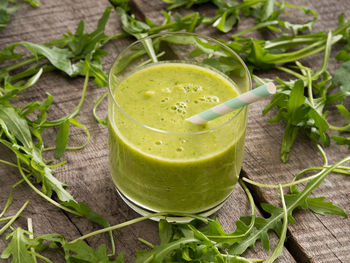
[108,32,251,218]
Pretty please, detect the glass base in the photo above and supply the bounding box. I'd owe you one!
[116,188,227,223]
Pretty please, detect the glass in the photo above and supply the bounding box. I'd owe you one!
[108,32,251,219]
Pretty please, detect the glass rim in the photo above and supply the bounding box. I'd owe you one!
[108,31,252,135]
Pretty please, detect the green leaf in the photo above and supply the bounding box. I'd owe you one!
[63,240,118,263]
[333,60,350,93]
[61,201,110,228]
[307,197,348,217]
[336,104,350,121]
[147,237,198,263]
[1,228,38,262]
[0,43,23,63]
[264,186,288,263]
[336,43,350,61]
[0,0,19,32]
[288,80,305,116]
[20,42,76,76]
[0,105,32,148]
[109,0,130,11]
[213,10,239,33]
[55,119,70,159]
[135,250,153,263]
[159,219,173,245]
[42,166,74,202]
[332,135,350,150]
[200,218,250,243]
[116,7,150,38]
[261,0,275,21]
[229,157,350,255]
[21,93,53,128]
[280,123,299,163]
[163,0,210,10]
[23,0,41,8]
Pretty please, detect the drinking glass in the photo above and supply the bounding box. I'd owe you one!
[108,32,252,219]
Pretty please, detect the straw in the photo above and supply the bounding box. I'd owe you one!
[186,82,276,124]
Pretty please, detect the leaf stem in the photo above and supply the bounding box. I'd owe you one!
[70,212,169,243]
[232,156,350,254]
[27,251,53,263]
[206,180,256,240]
[242,172,320,188]
[0,216,13,222]
[0,159,30,172]
[42,68,90,127]
[2,56,38,72]
[27,218,38,263]
[264,185,288,263]
[148,12,199,34]
[276,66,305,79]
[17,159,82,217]
[306,69,314,107]
[138,237,154,248]
[93,91,108,126]
[232,20,279,38]
[0,200,29,235]
[329,123,350,131]
[9,65,55,83]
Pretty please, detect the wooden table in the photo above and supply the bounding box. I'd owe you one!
[0,0,349,262]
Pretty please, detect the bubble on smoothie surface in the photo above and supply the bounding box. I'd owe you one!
[198,95,219,103]
[161,88,171,93]
[176,147,184,152]
[155,140,163,145]
[145,90,155,97]
[175,83,203,93]
[170,102,187,115]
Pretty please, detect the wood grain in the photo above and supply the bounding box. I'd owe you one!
[0,0,349,262]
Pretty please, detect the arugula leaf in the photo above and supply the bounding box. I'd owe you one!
[0,44,23,63]
[0,105,32,149]
[55,119,70,159]
[158,219,173,245]
[336,43,350,61]
[15,42,75,75]
[23,0,40,8]
[1,228,38,262]
[116,7,150,39]
[163,0,210,10]
[230,156,350,255]
[307,196,348,217]
[109,0,130,11]
[332,135,350,150]
[0,0,19,32]
[333,60,350,96]
[63,241,119,263]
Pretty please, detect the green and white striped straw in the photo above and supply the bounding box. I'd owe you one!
[186,82,276,124]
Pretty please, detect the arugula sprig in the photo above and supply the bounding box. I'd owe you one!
[3,147,346,262]
[1,1,350,262]
[0,7,122,257]
[163,0,318,36]
[0,0,40,33]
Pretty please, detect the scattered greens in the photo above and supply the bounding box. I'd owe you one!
[1,0,350,262]
[0,0,40,32]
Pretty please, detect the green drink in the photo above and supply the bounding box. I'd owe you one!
[108,33,251,216]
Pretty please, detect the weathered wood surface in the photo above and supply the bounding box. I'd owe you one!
[0,0,349,262]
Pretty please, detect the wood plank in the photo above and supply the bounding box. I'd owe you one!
[0,146,80,263]
[0,0,349,262]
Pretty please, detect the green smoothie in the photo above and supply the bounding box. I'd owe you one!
[109,62,248,213]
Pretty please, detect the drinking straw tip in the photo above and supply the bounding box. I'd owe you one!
[185,115,207,124]
[266,82,276,94]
